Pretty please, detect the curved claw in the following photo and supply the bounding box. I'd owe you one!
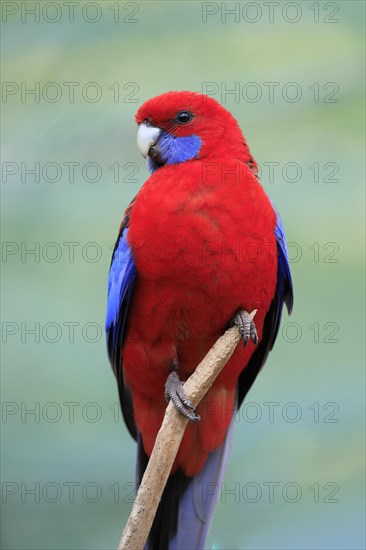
[230,309,258,347]
[165,371,200,422]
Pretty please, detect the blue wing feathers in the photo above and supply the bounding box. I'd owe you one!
[106,223,137,440]
[268,202,294,350]
[272,202,294,315]
[106,228,136,331]
[106,227,136,367]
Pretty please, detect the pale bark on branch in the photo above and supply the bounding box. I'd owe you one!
[118,312,256,550]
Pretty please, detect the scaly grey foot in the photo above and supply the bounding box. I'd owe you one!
[230,309,258,347]
[164,371,200,422]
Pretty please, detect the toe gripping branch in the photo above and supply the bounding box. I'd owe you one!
[165,370,200,422]
[230,309,258,347]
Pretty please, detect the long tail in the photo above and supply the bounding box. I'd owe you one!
[137,415,235,550]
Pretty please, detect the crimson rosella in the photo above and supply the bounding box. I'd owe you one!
[106,91,293,549]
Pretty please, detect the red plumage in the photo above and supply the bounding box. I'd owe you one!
[120,92,278,476]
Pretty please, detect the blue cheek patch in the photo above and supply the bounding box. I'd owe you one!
[159,132,202,164]
[147,131,202,173]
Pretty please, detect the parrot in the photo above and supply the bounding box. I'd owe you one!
[106,91,293,549]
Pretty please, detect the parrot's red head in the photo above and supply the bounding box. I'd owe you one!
[135,91,257,173]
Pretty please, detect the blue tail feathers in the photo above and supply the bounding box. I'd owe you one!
[138,416,235,549]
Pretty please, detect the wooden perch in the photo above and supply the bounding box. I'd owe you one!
[118,311,256,550]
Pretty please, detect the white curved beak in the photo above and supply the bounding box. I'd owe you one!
[137,123,161,158]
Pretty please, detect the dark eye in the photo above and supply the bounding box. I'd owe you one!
[176,111,193,124]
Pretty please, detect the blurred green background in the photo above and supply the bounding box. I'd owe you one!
[1,1,365,549]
